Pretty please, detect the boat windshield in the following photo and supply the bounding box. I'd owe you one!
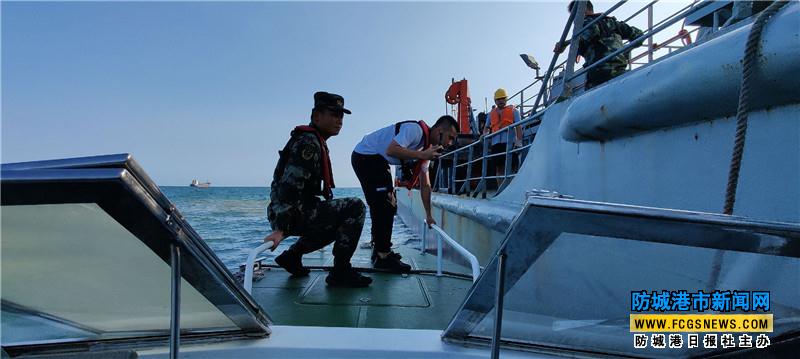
[443,196,800,357]
[1,155,269,350]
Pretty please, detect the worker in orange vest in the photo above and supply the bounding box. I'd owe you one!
[483,88,522,188]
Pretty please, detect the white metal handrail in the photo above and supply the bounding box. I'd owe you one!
[243,241,273,294]
[421,221,481,282]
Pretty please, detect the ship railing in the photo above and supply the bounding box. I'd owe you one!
[243,241,273,294]
[507,0,707,120]
[504,61,568,119]
[242,226,481,287]
[434,112,542,198]
[421,221,481,282]
[628,26,699,66]
[435,1,711,197]
[564,0,707,89]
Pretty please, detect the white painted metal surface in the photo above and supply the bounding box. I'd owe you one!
[138,325,553,359]
[422,222,481,282]
[428,3,800,224]
[243,242,272,294]
[561,6,800,142]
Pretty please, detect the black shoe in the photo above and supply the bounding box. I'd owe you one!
[326,267,373,287]
[373,252,412,273]
[275,251,310,277]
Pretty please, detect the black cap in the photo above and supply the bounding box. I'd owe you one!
[313,91,351,114]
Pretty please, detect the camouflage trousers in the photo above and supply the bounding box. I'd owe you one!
[287,197,366,269]
[586,63,627,89]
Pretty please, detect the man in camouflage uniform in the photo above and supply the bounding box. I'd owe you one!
[263,91,371,287]
[555,0,644,89]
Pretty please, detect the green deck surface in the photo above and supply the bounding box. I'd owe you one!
[250,244,475,329]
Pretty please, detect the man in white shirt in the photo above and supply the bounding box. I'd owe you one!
[352,115,458,272]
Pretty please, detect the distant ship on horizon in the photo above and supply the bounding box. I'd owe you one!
[190,179,210,188]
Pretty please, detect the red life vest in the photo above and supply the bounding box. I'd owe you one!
[394,120,430,190]
[489,105,516,133]
[288,125,335,200]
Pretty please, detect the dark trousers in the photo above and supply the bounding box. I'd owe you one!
[351,152,396,253]
[586,63,626,89]
[287,197,365,269]
[489,143,519,171]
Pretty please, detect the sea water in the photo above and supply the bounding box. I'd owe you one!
[161,186,418,271]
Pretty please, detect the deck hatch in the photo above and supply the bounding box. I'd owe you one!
[299,275,430,307]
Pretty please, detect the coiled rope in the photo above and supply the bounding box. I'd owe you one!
[723,0,789,215]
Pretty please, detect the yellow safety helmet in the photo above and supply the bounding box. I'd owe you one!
[494,88,508,100]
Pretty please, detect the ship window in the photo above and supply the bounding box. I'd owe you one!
[1,155,269,352]
[2,203,236,344]
[443,197,800,357]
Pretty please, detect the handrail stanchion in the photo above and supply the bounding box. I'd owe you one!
[169,244,181,359]
[451,150,457,195]
[436,227,443,276]
[465,145,474,193]
[425,220,481,282]
[533,5,577,110]
[504,127,513,184]
[647,3,654,63]
[445,154,453,194]
[490,251,507,359]
[421,221,427,254]
[244,242,273,294]
[564,1,587,93]
[434,157,442,191]
[480,139,489,198]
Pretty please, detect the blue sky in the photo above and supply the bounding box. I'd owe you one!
[2,1,686,186]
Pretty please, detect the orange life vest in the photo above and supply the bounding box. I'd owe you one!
[394,120,430,190]
[489,105,516,133]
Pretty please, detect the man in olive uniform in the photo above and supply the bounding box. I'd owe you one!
[263,91,371,287]
[555,0,645,89]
